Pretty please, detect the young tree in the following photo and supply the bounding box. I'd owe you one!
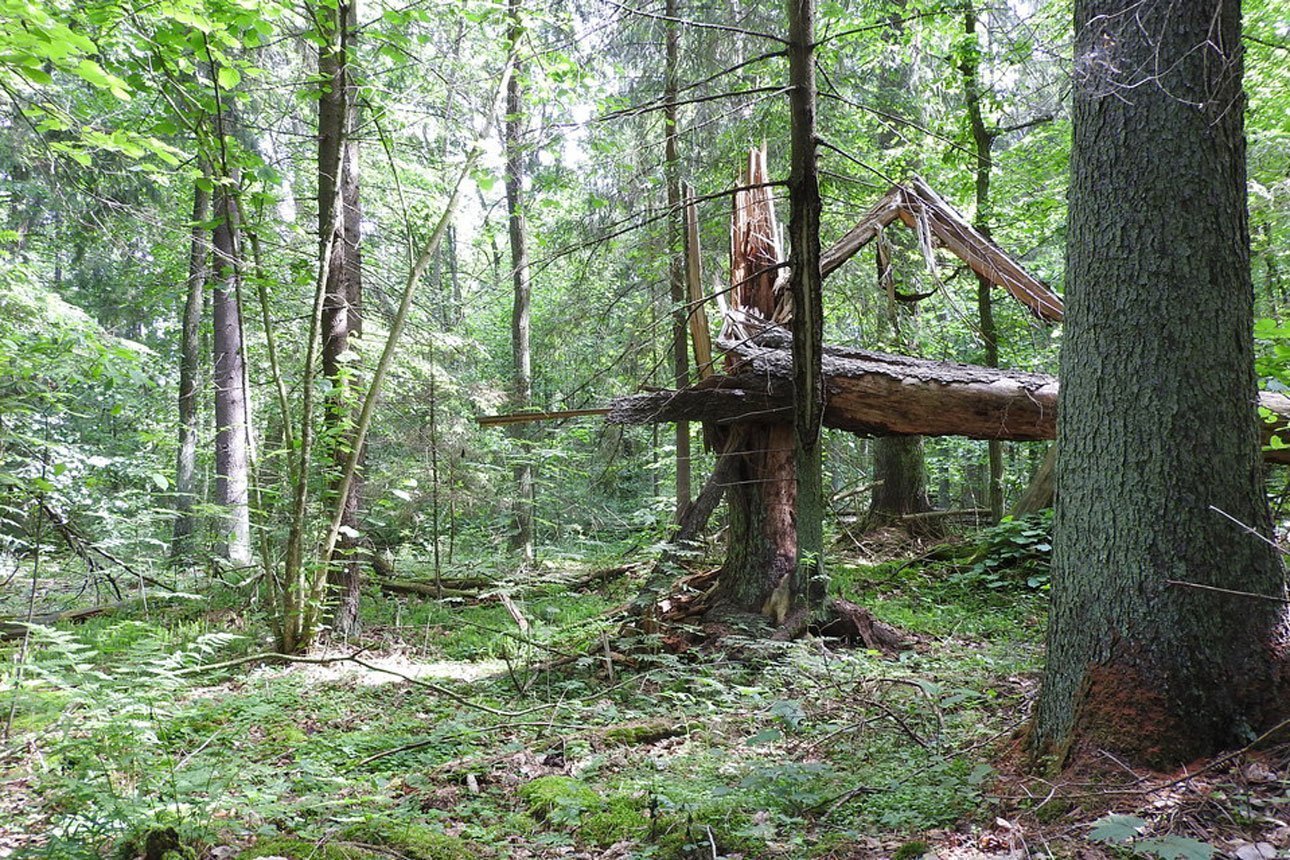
[1032,0,1287,766]
[959,1,1004,523]
[664,0,691,521]
[319,0,365,635]
[786,0,826,617]
[505,0,535,564]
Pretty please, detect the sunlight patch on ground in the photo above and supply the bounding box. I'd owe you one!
[255,648,507,687]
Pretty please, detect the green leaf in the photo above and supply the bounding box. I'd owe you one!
[1089,814,1146,843]
[745,728,783,746]
[217,65,241,90]
[1135,836,1214,860]
[74,59,131,99]
[149,472,169,490]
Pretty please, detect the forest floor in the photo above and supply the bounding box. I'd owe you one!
[2,530,1289,859]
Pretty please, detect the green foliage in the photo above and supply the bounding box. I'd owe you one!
[950,511,1054,591]
[519,776,600,825]
[577,796,649,848]
[342,820,481,860]
[1089,814,1215,860]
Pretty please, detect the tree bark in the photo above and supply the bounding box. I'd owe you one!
[1032,0,1287,768]
[665,0,691,521]
[868,436,932,522]
[1010,444,1055,517]
[786,0,826,612]
[212,180,251,567]
[608,335,1290,465]
[716,423,798,617]
[319,0,365,636]
[711,150,796,618]
[173,173,209,565]
[505,0,534,564]
[960,3,1004,523]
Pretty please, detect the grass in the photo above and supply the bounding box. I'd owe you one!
[1,541,1064,858]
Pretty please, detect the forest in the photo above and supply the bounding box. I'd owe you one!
[2,0,1289,856]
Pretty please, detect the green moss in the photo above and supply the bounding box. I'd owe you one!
[602,720,685,747]
[653,806,763,859]
[343,820,480,860]
[237,837,379,860]
[518,775,600,822]
[578,796,649,847]
[892,841,931,860]
[116,826,197,860]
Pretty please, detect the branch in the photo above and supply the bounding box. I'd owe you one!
[599,0,788,44]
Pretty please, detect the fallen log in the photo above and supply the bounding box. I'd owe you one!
[377,579,484,599]
[608,330,1290,465]
[1,604,123,640]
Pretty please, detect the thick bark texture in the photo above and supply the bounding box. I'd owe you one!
[320,0,365,636]
[212,183,251,567]
[173,176,209,564]
[716,424,798,617]
[714,150,796,617]
[786,0,826,610]
[608,334,1290,465]
[1033,0,1287,767]
[505,0,535,563]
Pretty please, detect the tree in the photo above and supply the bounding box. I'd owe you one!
[1032,0,1287,767]
[172,172,209,564]
[319,0,365,636]
[211,175,252,567]
[664,0,691,521]
[505,0,535,564]
[959,1,1004,523]
[786,0,826,620]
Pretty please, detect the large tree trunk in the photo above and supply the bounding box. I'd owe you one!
[319,0,365,636]
[173,175,209,565]
[505,0,534,565]
[714,424,798,617]
[786,0,826,616]
[212,182,251,567]
[867,436,931,522]
[664,0,690,521]
[960,3,1004,523]
[1032,0,1287,768]
[712,151,796,618]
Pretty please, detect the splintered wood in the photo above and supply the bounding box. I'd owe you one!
[819,176,1064,322]
[726,145,791,342]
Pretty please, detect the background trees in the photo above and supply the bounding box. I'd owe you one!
[0,0,1285,668]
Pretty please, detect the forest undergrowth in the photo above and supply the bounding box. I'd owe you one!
[2,532,1288,860]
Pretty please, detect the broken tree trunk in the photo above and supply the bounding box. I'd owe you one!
[819,177,1063,323]
[608,328,1290,465]
[711,148,799,620]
